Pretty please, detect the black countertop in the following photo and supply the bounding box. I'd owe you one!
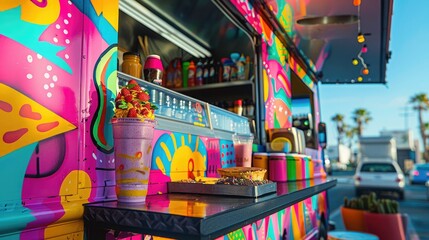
[83,178,337,239]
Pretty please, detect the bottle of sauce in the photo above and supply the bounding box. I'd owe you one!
[187,61,196,87]
[234,99,243,116]
[208,59,215,84]
[221,58,231,82]
[203,59,210,85]
[173,58,182,88]
[165,60,175,88]
[237,54,246,81]
[245,56,252,80]
[182,61,190,88]
[215,60,223,83]
[122,52,142,79]
[196,59,203,86]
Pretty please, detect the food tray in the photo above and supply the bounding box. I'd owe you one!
[167,181,277,197]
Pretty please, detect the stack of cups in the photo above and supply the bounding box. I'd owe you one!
[144,55,163,85]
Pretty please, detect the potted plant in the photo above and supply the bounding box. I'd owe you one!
[341,193,377,232]
[341,192,405,240]
[363,198,405,240]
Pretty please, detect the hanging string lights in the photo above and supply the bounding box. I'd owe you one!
[352,0,370,82]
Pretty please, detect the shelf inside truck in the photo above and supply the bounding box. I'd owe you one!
[83,178,336,240]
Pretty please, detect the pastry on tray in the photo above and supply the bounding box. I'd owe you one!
[217,167,267,181]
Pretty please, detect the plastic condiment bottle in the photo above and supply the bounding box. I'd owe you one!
[221,58,231,82]
[196,59,203,86]
[173,59,182,88]
[187,61,196,87]
[182,61,190,88]
[215,60,223,83]
[122,52,142,79]
[203,59,210,84]
[245,56,251,80]
[237,54,246,81]
[234,99,243,116]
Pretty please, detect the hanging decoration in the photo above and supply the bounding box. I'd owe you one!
[353,0,361,6]
[352,0,369,82]
[361,44,368,53]
[357,32,365,43]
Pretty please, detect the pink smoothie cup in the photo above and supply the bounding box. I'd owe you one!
[232,133,254,167]
[112,118,156,203]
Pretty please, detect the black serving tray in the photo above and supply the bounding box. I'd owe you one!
[167,181,277,197]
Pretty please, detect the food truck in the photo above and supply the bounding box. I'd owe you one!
[0,0,392,239]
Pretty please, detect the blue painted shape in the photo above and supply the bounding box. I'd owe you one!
[151,133,207,175]
[73,0,117,44]
[219,139,235,168]
[0,7,71,73]
[0,143,37,234]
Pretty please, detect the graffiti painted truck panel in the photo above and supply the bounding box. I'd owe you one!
[0,0,334,239]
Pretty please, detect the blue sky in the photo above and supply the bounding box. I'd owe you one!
[319,0,429,147]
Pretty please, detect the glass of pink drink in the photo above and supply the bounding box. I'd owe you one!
[232,133,254,167]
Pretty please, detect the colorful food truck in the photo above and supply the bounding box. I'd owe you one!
[0,0,392,239]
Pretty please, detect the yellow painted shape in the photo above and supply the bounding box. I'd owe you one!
[156,156,166,175]
[170,145,206,180]
[263,68,269,102]
[279,5,293,35]
[160,142,172,161]
[44,220,83,239]
[45,171,91,237]
[0,0,19,11]
[90,0,118,31]
[275,37,287,66]
[0,83,76,157]
[290,206,301,239]
[21,0,60,25]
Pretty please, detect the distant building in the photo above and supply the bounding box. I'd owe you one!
[380,130,418,172]
[327,144,351,164]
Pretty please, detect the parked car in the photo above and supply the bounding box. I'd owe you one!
[409,163,429,184]
[354,159,405,199]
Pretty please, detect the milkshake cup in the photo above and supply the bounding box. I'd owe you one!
[232,133,254,167]
[112,118,156,203]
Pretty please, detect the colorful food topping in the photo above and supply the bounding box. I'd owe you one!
[113,80,157,120]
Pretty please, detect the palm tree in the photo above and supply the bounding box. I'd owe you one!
[332,114,345,163]
[352,108,372,137]
[410,93,429,162]
[331,114,345,145]
[344,124,358,163]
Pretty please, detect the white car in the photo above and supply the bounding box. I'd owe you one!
[354,159,405,199]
